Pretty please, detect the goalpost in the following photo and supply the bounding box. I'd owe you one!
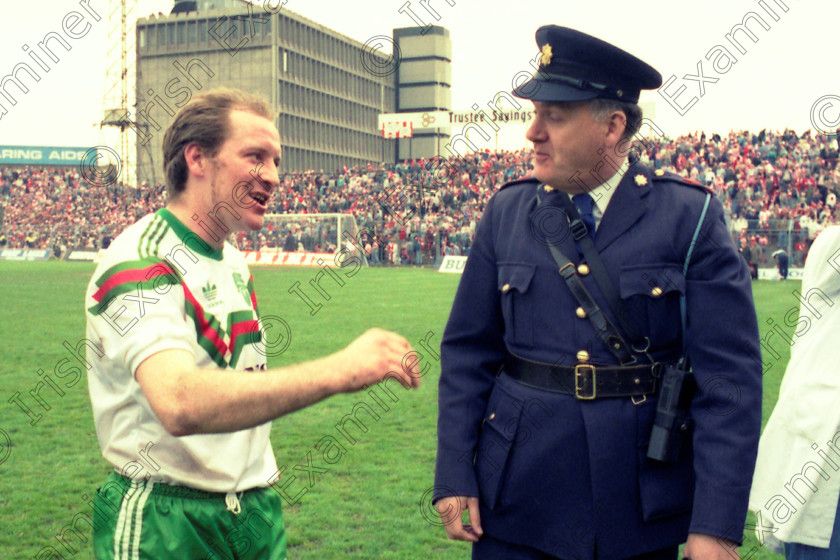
[246,213,368,267]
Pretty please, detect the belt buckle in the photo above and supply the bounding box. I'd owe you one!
[574,364,596,400]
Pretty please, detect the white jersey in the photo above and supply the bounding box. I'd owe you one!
[85,208,277,492]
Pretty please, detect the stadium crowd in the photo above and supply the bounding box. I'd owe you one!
[0,167,167,257]
[2,127,838,267]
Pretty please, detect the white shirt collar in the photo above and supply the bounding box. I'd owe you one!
[588,159,630,227]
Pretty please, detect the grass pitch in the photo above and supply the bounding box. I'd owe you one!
[0,261,795,559]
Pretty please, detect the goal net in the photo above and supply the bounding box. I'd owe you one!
[239,213,368,267]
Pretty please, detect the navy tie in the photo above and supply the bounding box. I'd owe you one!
[572,193,596,239]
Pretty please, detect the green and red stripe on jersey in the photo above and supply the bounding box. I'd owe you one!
[88,259,180,315]
[228,310,261,368]
[182,284,229,368]
[89,258,261,368]
[247,275,259,315]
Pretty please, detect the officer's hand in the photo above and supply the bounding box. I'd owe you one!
[436,495,483,542]
[683,533,738,560]
[332,328,421,392]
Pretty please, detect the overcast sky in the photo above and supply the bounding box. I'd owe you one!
[0,0,837,152]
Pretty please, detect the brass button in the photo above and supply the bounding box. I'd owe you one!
[577,263,590,275]
[488,412,496,421]
[501,283,511,293]
[650,286,663,297]
[576,350,590,362]
[575,307,587,318]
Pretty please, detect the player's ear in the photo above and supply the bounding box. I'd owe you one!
[184,142,210,179]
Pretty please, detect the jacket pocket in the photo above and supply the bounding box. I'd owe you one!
[619,263,685,349]
[635,396,695,521]
[475,382,524,509]
[497,263,536,348]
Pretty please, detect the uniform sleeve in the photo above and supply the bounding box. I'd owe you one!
[86,258,197,378]
[434,196,507,502]
[683,196,763,543]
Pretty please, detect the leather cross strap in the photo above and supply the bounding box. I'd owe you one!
[536,187,639,365]
[555,190,652,357]
[547,244,635,364]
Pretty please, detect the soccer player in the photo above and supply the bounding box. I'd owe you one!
[85,88,420,560]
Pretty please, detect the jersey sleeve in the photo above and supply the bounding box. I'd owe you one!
[86,257,197,377]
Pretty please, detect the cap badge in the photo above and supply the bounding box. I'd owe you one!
[539,44,553,67]
[634,174,648,186]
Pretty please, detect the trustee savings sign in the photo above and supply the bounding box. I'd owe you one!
[379,109,535,134]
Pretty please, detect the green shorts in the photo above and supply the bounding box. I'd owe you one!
[92,472,286,560]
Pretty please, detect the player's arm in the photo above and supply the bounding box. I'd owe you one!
[136,327,419,436]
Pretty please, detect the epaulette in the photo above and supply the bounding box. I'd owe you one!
[499,175,540,191]
[651,168,715,194]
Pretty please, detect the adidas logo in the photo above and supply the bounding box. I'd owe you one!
[202,281,218,301]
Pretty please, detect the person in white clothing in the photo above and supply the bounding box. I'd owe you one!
[749,226,840,558]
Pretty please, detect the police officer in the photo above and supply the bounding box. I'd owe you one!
[433,26,762,560]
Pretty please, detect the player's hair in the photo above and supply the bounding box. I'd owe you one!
[162,88,274,198]
[588,98,643,143]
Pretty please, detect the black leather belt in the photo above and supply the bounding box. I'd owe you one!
[505,354,661,399]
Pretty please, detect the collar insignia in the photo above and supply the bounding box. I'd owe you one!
[543,184,554,192]
[654,169,665,176]
[540,44,553,67]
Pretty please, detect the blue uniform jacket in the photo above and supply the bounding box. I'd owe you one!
[434,161,762,559]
